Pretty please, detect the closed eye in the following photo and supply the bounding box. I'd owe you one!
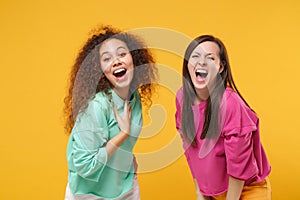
[191,54,199,58]
[102,57,111,62]
[119,52,128,57]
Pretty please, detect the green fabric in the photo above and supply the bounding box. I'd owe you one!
[66,89,142,198]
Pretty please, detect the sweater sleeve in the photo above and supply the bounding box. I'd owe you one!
[175,89,190,150]
[222,92,259,180]
[175,89,196,178]
[71,99,109,182]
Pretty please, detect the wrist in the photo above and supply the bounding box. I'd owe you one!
[120,125,130,134]
[120,129,130,137]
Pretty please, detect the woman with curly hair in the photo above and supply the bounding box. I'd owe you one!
[63,25,157,199]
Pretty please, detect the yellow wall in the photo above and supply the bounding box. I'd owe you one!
[0,0,299,199]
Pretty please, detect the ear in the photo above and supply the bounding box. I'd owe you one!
[219,61,225,73]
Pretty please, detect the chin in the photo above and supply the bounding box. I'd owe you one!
[195,86,207,92]
[192,81,207,90]
[115,81,131,89]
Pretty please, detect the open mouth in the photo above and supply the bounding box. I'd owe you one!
[113,68,127,78]
[195,69,208,78]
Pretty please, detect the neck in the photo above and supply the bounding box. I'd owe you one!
[194,88,209,104]
[113,86,130,100]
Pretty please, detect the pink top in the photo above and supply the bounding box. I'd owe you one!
[175,87,271,196]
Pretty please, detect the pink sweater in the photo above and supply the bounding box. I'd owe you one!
[175,87,271,196]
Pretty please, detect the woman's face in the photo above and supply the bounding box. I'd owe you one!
[188,41,223,93]
[99,38,134,90]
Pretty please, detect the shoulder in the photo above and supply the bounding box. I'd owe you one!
[221,87,258,134]
[82,92,111,115]
[222,87,249,112]
[223,87,242,104]
[133,90,141,102]
[221,87,258,120]
[131,90,142,110]
[93,91,111,107]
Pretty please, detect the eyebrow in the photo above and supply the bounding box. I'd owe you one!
[117,46,127,51]
[100,46,128,58]
[192,52,215,56]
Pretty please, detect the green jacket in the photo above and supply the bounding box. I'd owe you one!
[67,89,142,198]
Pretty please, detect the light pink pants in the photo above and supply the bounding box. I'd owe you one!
[64,177,140,200]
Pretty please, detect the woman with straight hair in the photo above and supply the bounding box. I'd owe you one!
[175,35,271,199]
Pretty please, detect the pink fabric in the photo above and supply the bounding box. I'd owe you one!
[175,87,271,196]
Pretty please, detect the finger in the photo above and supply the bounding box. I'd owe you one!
[129,110,132,121]
[124,100,128,113]
[113,106,118,118]
[128,104,132,119]
[125,100,132,117]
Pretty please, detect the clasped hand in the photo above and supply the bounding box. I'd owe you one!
[113,100,132,135]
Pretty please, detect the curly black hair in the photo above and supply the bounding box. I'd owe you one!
[64,25,158,134]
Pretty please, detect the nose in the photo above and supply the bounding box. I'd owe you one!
[112,57,122,67]
[198,58,206,66]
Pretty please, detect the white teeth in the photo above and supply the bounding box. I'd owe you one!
[196,69,207,73]
[195,69,208,78]
[114,68,126,74]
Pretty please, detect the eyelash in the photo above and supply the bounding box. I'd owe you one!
[103,57,111,62]
[119,52,127,57]
[191,55,215,60]
[102,52,128,62]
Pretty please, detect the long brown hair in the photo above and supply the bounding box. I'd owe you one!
[181,35,251,145]
[63,25,158,134]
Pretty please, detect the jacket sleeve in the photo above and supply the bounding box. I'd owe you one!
[222,93,259,180]
[71,99,109,182]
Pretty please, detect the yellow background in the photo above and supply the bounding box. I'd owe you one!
[1,0,300,199]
